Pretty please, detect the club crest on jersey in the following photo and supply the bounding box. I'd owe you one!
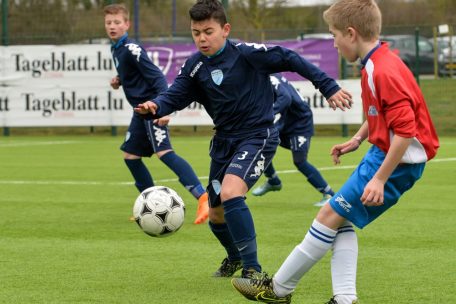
[368,105,378,116]
[211,69,224,85]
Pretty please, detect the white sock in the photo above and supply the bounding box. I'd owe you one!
[331,221,358,303]
[273,219,337,297]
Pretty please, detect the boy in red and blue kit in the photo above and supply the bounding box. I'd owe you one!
[231,0,439,303]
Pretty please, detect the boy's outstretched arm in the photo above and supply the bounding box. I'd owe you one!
[134,101,158,115]
[331,121,368,164]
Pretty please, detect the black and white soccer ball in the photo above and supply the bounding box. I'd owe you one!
[133,186,185,237]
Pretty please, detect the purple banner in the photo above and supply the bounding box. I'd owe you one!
[144,39,339,83]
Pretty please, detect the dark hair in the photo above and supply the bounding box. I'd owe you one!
[189,0,227,26]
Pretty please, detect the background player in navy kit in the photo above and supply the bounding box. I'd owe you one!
[104,4,209,224]
[252,73,335,207]
[135,0,352,279]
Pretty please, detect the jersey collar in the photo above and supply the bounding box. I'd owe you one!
[361,40,381,66]
[111,33,128,49]
[206,41,227,59]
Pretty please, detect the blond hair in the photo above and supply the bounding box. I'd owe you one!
[103,3,129,21]
[323,0,381,40]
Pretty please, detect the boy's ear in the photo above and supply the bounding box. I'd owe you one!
[347,27,357,41]
[222,23,231,38]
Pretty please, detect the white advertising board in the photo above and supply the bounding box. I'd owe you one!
[0,45,362,127]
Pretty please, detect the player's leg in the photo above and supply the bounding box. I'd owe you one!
[207,158,243,277]
[121,115,154,193]
[146,121,209,224]
[251,162,282,196]
[330,220,358,304]
[222,127,280,278]
[290,136,335,206]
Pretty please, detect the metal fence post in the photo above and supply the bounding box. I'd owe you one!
[415,27,420,85]
[2,0,9,136]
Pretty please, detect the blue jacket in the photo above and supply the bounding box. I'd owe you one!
[270,73,314,137]
[111,34,168,107]
[154,40,339,134]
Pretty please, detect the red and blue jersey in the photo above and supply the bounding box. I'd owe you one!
[361,42,439,162]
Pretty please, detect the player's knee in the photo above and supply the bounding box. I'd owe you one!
[124,152,141,160]
[209,206,224,223]
[156,149,173,159]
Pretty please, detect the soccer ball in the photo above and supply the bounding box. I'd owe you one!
[133,186,185,237]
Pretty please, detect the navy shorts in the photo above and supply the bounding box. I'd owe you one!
[279,133,312,163]
[329,145,425,229]
[207,127,280,207]
[120,113,173,157]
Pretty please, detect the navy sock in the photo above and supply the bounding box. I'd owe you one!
[223,196,260,272]
[264,163,281,185]
[160,151,205,198]
[296,160,333,195]
[209,221,241,261]
[124,159,153,193]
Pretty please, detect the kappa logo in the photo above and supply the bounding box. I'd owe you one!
[335,194,352,213]
[298,136,307,148]
[146,46,173,75]
[273,113,281,124]
[153,126,167,146]
[211,69,224,85]
[269,75,280,89]
[190,61,203,77]
[125,43,142,62]
[250,154,266,178]
[368,105,378,116]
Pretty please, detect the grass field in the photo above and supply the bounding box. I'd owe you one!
[0,135,455,303]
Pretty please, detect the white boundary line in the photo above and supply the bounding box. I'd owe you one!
[0,157,454,187]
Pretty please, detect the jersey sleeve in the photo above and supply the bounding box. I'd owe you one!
[377,73,417,138]
[270,75,292,116]
[153,59,197,117]
[127,43,168,94]
[238,43,341,99]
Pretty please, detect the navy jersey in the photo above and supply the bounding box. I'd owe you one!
[154,40,340,134]
[111,34,168,107]
[270,73,314,137]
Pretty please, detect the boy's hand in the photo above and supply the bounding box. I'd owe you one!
[110,76,121,90]
[361,177,384,206]
[134,101,158,115]
[154,115,170,126]
[330,137,360,164]
[327,88,353,111]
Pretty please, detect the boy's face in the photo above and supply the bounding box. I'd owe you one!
[329,26,359,63]
[105,13,129,42]
[191,18,230,57]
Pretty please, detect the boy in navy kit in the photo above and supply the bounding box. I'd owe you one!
[252,73,335,207]
[135,0,352,279]
[104,4,209,224]
[232,0,439,303]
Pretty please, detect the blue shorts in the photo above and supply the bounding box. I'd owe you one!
[329,145,425,229]
[120,113,172,157]
[279,133,311,163]
[207,127,280,207]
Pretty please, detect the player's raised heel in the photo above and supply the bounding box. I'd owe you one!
[252,182,282,196]
[231,272,292,303]
[213,257,243,277]
[194,192,209,224]
[314,193,332,207]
